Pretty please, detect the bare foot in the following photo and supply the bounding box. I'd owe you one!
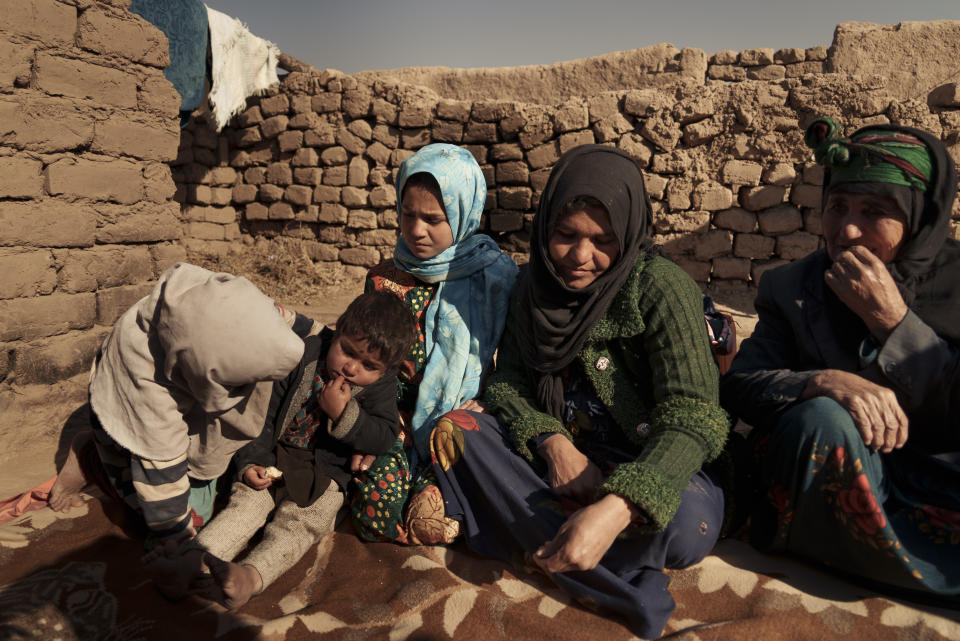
[198,553,263,610]
[49,430,92,512]
[142,540,208,601]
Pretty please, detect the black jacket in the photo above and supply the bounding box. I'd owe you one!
[721,251,960,453]
[234,326,401,497]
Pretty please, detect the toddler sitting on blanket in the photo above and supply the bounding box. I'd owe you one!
[146,291,416,609]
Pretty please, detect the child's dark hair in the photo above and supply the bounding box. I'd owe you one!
[334,291,417,369]
[401,172,444,205]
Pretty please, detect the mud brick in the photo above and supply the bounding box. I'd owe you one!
[34,53,137,108]
[45,157,142,204]
[734,233,776,259]
[693,230,734,260]
[758,205,803,235]
[723,160,763,186]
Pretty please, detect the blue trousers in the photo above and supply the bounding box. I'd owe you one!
[431,411,724,639]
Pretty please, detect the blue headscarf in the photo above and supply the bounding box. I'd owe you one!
[393,144,518,458]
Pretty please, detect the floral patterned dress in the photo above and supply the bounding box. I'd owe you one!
[349,261,461,545]
[747,396,960,601]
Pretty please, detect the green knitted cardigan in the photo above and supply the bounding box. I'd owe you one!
[485,254,730,531]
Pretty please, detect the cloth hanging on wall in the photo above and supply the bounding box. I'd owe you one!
[205,6,282,132]
[129,0,208,128]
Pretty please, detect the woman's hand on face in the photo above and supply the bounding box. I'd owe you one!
[534,494,637,573]
[804,369,909,453]
[825,246,909,341]
[242,465,272,490]
[538,434,604,504]
[457,398,487,413]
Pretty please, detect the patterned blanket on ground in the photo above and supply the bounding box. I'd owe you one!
[1,495,957,641]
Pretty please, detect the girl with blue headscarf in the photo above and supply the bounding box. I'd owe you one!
[350,143,517,545]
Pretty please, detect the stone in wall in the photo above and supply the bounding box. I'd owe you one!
[830,21,960,103]
[174,19,960,298]
[1,0,184,390]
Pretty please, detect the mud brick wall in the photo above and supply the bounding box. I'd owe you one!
[174,24,960,287]
[706,46,828,82]
[2,12,959,400]
[0,0,183,387]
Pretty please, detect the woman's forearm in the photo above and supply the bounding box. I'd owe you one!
[538,434,604,504]
[596,492,644,527]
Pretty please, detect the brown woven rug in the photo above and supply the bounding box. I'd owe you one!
[1,494,957,641]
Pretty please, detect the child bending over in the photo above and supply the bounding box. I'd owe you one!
[50,263,306,541]
[147,291,416,608]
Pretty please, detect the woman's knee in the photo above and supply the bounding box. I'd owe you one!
[663,474,724,568]
[775,396,858,449]
[430,409,484,470]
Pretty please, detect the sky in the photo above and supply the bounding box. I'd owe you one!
[203,0,959,74]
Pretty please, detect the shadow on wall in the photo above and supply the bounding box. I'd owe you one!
[54,404,93,474]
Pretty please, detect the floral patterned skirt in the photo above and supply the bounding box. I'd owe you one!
[750,397,960,600]
[349,437,460,545]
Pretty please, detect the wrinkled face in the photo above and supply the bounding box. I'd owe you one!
[547,204,620,289]
[400,184,454,259]
[822,191,909,263]
[326,333,387,387]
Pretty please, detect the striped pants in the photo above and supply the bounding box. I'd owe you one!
[89,410,208,542]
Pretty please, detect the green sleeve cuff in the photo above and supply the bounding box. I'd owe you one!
[483,378,515,408]
[598,397,730,531]
[508,413,572,462]
[650,396,730,461]
[597,462,681,532]
[485,378,572,462]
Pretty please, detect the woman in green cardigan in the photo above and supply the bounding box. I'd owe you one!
[428,145,730,638]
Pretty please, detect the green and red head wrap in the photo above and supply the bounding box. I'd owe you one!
[805,117,933,191]
[801,118,960,335]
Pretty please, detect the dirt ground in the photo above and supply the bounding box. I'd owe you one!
[0,258,757,502]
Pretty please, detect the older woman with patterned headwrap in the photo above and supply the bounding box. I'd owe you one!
[722,119,960,599]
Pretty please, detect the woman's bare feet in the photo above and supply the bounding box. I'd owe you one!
[49,430,92,512]
[196,553,263,610]
[142,540,208,601]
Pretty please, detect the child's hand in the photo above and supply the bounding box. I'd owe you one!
[319,374,351,421]
[243,465,273,490]
[349,452,376,474]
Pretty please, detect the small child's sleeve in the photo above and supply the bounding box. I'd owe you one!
[327,375,400,455]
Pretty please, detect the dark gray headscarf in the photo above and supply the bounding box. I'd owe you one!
[514,145,655,419]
